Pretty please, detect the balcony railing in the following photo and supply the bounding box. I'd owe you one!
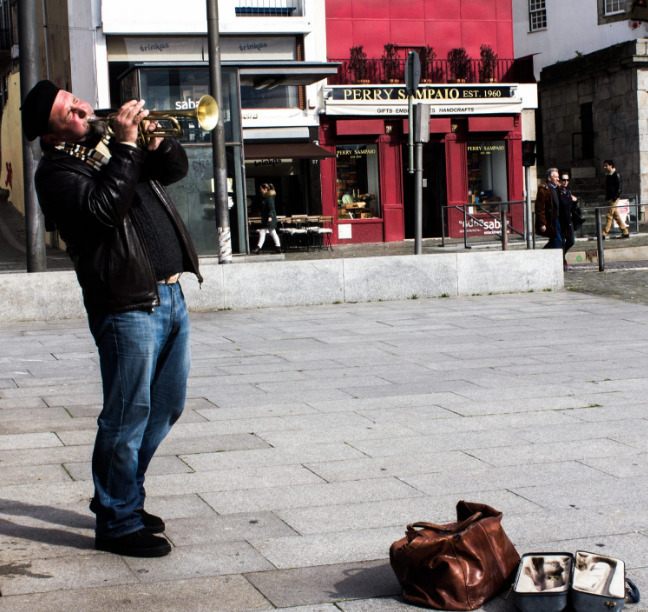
[235,0,303,17]
[326,57,535,86]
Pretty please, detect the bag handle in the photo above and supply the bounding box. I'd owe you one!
[626,578,640,604]
[408,512,483,534]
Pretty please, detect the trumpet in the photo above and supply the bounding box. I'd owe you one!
[88,94,219,146]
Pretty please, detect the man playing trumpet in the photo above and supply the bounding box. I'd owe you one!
[21,80,202,557]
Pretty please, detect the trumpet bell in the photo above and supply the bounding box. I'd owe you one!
[195,95,219,131]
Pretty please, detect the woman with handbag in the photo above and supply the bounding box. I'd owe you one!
[251,183,282,254]
[559,173,578,271]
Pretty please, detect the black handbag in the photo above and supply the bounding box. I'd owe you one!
[572,205,585,230]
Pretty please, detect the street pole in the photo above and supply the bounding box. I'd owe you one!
[206,0,232,263]
[405,51,420,175]
[414,141,423,254]
[18,0,46,272]
[525,165,532,249]
[408,94,414,174]
[413,103,429,255]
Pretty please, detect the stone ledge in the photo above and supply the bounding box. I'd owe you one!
[0,250,564,323]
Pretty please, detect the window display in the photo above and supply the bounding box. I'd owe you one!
[467,141,508,212]
[336,144,381,219]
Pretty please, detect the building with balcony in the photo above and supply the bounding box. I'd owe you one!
[2,0,538,253]
[513,0,648,205]
[318,0,538,244]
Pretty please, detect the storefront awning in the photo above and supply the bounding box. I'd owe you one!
[244,142,335,160]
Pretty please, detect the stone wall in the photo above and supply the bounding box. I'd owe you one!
[0,251,564,323]
[538,39,647,203]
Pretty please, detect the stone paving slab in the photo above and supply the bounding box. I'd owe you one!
[123,540,275,582]
[165,511,298,546]
[199,477,421,515]
[0,575,272,612]
[0,552,138,596]
[303,450,489,483]
[244,560,398,608]
[1,290,648,611]
[180,441,365,472]
[269,491,538,539]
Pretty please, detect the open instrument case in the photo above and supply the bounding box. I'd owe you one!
[511,551,629,612]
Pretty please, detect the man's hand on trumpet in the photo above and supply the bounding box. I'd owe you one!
[112,99,162,150]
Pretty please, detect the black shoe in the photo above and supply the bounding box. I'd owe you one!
[137,509,165,534]
[602,235,607,240]
[274,246,282,254]
[96,528,171,557]
[251,247,261,254]
[621,233,630,239]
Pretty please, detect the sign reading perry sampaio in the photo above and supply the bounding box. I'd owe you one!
[331,85,513,101]
[324,84,522,116]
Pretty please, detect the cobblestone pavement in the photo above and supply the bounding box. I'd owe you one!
[564,260,648,304]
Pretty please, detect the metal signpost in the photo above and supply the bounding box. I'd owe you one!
[413,104,430,255]
[206,0,232,263]
[405,51,420,174]
[522,140,536,249]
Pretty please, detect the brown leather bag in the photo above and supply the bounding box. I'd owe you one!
[389,501,520,610]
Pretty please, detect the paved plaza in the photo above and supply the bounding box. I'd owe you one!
[1,284,648,610]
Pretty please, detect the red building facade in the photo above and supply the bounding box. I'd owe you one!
[320,0,533,244]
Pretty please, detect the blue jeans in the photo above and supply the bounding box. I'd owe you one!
[88,282,190,538]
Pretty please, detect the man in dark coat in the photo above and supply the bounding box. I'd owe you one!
[535,167,562,249]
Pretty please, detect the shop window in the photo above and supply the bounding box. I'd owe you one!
[336,144,381,219]
[244,159,311,218]
[467,141,508,211]
[241,85,300,109]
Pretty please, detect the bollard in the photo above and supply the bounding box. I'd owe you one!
[595,208,605,272]
[463,205,470,250]
[500,209,508,251]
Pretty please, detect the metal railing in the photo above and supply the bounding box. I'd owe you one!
[574,194,640,238]
[440,201,526,250]
[327,57,523,86]
[590,197,640,272]
[235,0,303,16]
[531,195,641,271]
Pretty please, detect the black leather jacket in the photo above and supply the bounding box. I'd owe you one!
[35,138,202,314]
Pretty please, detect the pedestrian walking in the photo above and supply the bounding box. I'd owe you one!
[602,159,629,239]
[559,173,578,270]
[251,182,282,254]
[21,79,202,558]
[535,167,562,250]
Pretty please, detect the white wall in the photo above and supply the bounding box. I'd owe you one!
[101,0,312,35]
[512,0,648,77]
[97,0,327,122]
